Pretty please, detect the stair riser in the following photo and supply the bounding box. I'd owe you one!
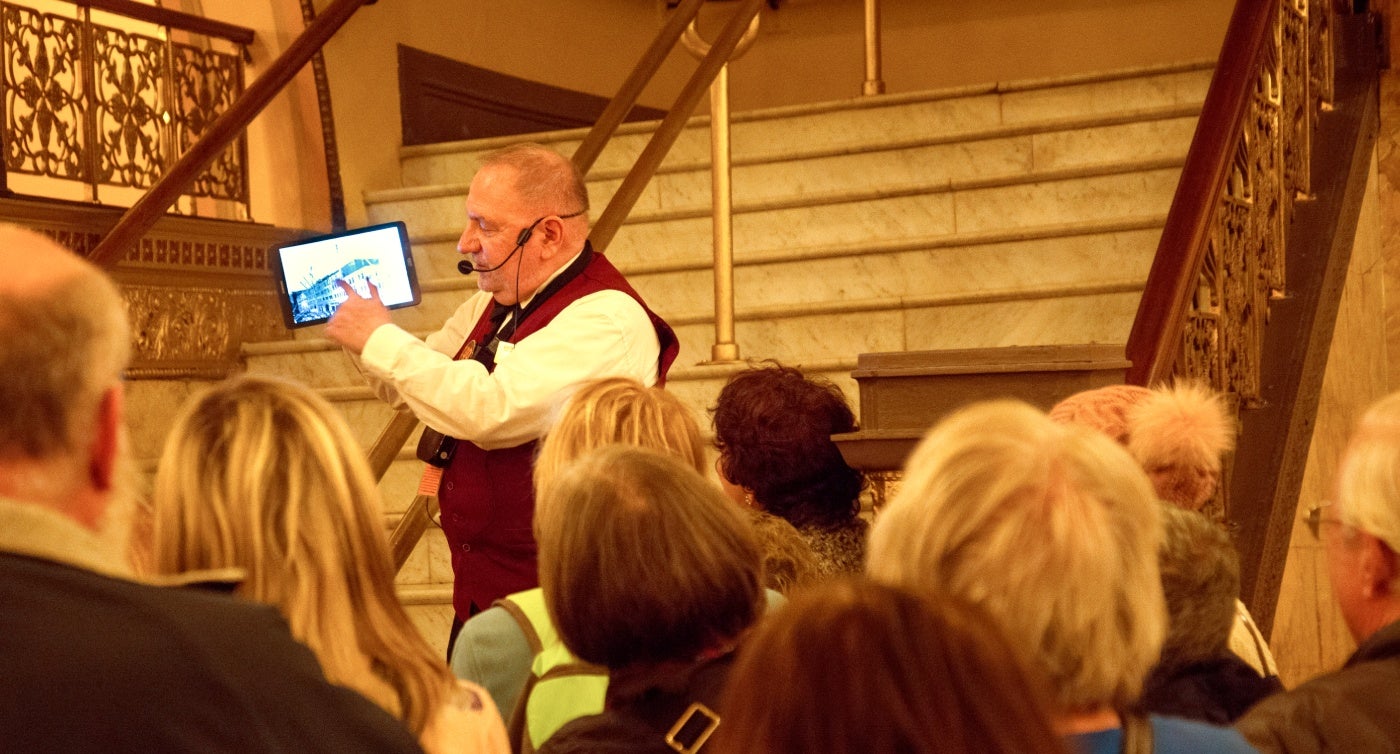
[376,167,1180,276]
[401,228,1159,325]
[382,115,1197,233]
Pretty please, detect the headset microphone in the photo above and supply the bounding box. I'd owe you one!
[457,217,545,276]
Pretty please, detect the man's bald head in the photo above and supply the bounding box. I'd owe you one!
[0,226,129,460]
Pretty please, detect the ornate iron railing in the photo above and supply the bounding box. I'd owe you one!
[1126,0,1379,630]
[0,0,251,212]
[1128,0,1333,399]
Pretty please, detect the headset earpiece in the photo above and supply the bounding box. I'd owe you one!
[515,225,533,246]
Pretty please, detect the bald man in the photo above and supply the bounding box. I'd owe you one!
[0,226,422,752]
[329,143,678,635]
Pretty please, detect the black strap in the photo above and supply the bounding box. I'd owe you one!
[1120,712,1154,754]
[480,243,595,363]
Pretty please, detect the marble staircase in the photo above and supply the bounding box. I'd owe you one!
[241,60,1212,650]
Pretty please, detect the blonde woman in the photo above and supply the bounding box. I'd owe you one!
[867,400,1256,753]
[148,375,508,754]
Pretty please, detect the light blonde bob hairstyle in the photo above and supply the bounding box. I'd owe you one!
[148,375,452,737]
[533,376,706,498]
[867,399,1166,712]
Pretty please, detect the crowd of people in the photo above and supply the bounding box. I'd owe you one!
[5,141,1400,752]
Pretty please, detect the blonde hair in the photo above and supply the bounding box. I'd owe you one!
[533,377,705,499]
[148,375,451,736]
[1337,391,1400,554]
[537,446,763,668]
[867,400,1166,711]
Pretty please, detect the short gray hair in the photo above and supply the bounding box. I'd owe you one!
[1156,505,1238,668]
[867,400,1165,711]
[1337,391,1400,555]
[0,236,129,459]
[479,142,589,218]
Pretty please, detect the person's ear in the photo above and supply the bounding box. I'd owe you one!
[1359,533,1399,600]
[535,216,569,259]
[88,384,123,493]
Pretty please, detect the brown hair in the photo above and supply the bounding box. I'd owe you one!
[149,375,452,737]
[711,578,1068,754]
[536,445,763,668]
[711,362,864,529]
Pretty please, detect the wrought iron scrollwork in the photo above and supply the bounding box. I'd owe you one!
[2,5,83,181]
[0,1,247,211]
[1174,0,1329,410]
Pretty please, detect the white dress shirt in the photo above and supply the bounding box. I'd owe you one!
[353,266,662,451]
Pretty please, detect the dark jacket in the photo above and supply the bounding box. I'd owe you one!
[537,653,735,754]
[1235,619,1400,753]
[1139,653,1283,724]
[0,550,423,753]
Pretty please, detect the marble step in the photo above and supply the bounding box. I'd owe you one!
[371,107,1198,236]
[395,61,1211,187]
[372,157,1181,296]
[243,217,1160,389]
[250,277,1141,458]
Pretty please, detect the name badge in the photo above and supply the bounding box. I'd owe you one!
[496,341,516,363]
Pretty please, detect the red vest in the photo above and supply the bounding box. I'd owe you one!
[438,249,678,616]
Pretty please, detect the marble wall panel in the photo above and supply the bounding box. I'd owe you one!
[1031,116,1198,171]
[901,292,1141,351]
[998,67,1212,125]
[952,168,1181,234]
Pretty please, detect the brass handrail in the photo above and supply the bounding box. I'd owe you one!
[590,0,766,254]
[573,0,707,174]
[863,0,884,95]
[88,0,376,268]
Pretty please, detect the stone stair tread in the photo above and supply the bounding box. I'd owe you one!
[375,102,1201,206]
[397,59,1213,163]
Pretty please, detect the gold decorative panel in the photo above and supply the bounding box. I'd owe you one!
[122,285,284,378]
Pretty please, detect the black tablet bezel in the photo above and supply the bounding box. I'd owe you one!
[270,221,421,329]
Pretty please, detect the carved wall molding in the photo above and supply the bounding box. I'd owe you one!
[121,283,284,378]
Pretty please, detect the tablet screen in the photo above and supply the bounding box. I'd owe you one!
[271,221,421,328]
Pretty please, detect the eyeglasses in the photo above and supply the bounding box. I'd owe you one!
[1303,501,1347,541]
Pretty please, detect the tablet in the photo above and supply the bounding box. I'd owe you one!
[271,221,421,329]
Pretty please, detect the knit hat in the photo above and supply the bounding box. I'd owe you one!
[1050,383,1235,510]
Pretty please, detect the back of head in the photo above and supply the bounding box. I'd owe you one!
[536,445,763,669]
[1051,383,1234,510]
[712,578,1067,754]
[0,226,128,465]
[480,142,589,218]
[867,400,1166,712]
[1337,391,1400,554]
[1155,505,1239,668]
[534,376,706,499]
[149,374,450,733]
[711,362,864,529]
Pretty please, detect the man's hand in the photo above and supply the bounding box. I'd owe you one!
[325,279,391,355]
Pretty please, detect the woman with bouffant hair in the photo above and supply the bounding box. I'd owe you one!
[711,362,867,575]
[536,446,764,753]
[711,578,1068,754]
[148,375,507,754]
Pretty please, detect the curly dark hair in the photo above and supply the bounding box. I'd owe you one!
[711,363,866,529]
